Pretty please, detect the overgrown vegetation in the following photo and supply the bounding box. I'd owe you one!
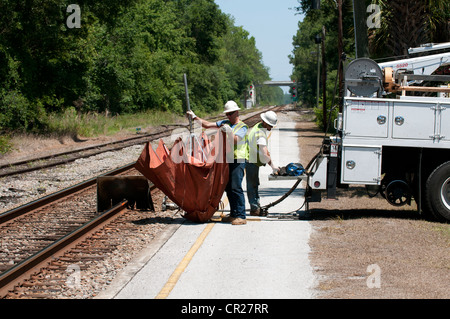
[46,107,185,138]
[0,0,283,147]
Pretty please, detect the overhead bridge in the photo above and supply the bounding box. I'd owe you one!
[247,80,299,106]
[257,81,297,87]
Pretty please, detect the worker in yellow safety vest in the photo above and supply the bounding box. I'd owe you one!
[246,111,279,216]
[187,101,248,225]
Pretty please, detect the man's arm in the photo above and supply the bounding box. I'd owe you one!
[187,110,218,129]
[260,145,279,173]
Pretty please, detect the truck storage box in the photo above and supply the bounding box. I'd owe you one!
[344,99,389,138]
[341,146,382,185]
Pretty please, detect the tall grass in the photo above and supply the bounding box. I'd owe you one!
[0,134,12,154]
[0,108,187,155]
[1,106,247,155]
[46,107,186,138]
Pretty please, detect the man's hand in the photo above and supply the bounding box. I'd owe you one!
[186,110,197,119]
[270,162,280,175]
[220,124,232,134]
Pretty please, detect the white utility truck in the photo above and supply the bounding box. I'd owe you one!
[307,43,450,222]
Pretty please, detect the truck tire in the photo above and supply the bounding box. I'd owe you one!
[425,161,450,222]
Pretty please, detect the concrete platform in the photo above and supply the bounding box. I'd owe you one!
[96,118,316,299]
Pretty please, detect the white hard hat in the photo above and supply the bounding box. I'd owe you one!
[260,111,278,127]
[223,100,240,114]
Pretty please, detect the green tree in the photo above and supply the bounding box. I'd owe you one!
[83,0,189,114]
[290,0,354,108]
[369,0,450,58]
[0,0,278,134]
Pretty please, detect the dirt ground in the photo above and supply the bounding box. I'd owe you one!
[291,108,449,299]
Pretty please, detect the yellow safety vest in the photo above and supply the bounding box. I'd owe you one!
[229,120,248,160]
[247,122,268,166]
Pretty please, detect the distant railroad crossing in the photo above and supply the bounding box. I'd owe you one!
[247,81,298,107]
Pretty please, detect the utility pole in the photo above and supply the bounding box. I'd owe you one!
[321,26,327,131]
[352,0,369,58]
[337,0,344,112]
[315,34,321,112]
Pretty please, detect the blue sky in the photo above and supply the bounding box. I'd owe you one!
[215,0,304,92]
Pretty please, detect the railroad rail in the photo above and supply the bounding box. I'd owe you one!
[0,125,185,178]
[0,104,287,298]
[0,164,146,297]
[0,105,285,178]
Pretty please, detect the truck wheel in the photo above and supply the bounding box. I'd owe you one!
[425,161,450,223]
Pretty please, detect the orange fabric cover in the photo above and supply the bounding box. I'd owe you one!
[135,131,229,223]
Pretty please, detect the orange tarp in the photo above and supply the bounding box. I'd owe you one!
[135,131,229,223]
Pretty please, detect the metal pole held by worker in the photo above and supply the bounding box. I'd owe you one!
[183,73,192,134]
[183,73,195,156]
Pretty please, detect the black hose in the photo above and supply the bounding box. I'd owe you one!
[260,150,322,212]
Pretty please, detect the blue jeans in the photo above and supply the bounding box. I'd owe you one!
[226,161,246,219]
[245,163,260,212]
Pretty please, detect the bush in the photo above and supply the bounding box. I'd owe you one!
[0,90,48,132]
[0,134,12,154]
[314,103,339,133]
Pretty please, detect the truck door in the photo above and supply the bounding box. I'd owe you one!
[392,102,437,140]
[341,146,382,185]
[344,99,389,138]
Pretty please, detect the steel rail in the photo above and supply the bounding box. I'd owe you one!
[0,200,128,297]
[0,127,182,178]
[0,162,158,298]
[0,105,285,178]
[0,105,286,226]
[0,124,190,171]
[0,163,135,225]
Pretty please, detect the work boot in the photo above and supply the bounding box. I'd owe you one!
[221,215,235,223]
[250,207,261,216]
[231,218,247,225]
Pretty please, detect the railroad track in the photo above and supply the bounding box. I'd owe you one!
[0,104,288,298]
[0,164,148,297]
[0,105,286,178]
[0,124,187,178]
